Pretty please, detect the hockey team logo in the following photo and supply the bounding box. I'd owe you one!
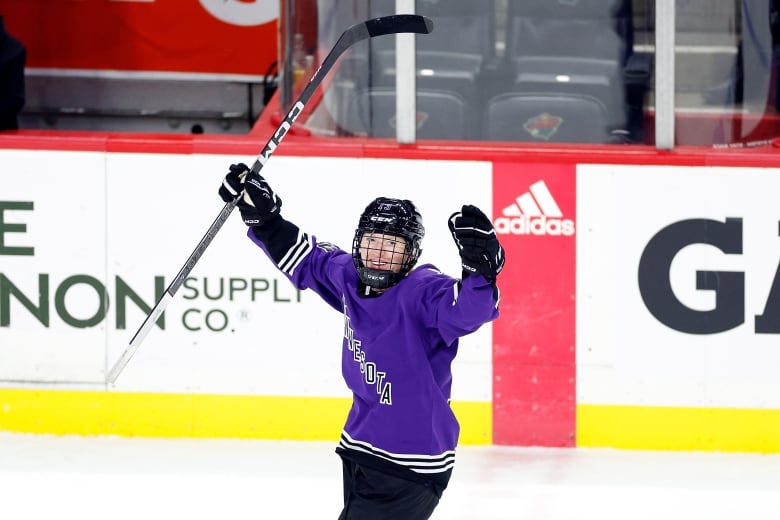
[494,180,575,236]
[523,113,563,140]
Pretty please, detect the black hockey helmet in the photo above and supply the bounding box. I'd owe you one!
[352,197,425,290]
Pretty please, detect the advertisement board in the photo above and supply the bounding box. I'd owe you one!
[577,164,780,450]
[492,162,576,446]
[1,151,492,393]
[2,138,780,452]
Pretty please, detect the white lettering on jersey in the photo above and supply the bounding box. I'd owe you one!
[343,301,392,405]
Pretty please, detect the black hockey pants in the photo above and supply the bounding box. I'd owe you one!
[338,458,440,520]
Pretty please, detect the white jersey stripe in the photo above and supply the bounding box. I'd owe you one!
[278,231,312,275]
[283,239,311,272]
[339,431,455,473]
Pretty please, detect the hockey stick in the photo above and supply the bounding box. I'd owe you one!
[106,14,434,384]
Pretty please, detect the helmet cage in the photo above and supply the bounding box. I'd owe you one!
[352,198,424,290]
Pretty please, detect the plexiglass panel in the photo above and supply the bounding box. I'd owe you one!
[675,0,780,146]
[278,1,666,146]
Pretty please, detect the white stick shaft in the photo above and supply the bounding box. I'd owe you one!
[106,291,173,384]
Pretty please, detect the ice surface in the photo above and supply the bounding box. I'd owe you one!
[1,433,778,519]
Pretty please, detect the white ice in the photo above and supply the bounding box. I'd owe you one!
[1,433,779,519]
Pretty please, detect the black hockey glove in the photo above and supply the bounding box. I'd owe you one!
[218,163,282,226]
[448,205,505,280]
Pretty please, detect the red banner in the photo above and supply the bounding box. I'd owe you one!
[492,162,577,446]
[0,0,278,76]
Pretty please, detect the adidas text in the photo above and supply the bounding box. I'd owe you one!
[494,216,575,236]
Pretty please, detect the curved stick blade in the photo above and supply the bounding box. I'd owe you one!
[365,14,434,38]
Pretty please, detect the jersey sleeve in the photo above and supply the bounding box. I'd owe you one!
[421,269,501,346]
[246,218,347,311]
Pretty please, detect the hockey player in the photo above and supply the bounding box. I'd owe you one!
[219,163,504,519]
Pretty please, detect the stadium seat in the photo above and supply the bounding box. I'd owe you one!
[367,0,495,120]
[510,56,626,132]
[505,0,633,65]
[341,88,472,140]
[482,92,615,144]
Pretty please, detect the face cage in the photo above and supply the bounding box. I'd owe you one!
[352,229,420,290]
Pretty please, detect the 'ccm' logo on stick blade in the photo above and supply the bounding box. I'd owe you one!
[494,180,575,236]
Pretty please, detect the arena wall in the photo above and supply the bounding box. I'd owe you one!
[1,133,778,452]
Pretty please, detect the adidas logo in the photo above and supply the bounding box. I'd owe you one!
[494,180,575,236]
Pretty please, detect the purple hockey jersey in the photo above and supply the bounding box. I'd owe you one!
[248,227,499,479]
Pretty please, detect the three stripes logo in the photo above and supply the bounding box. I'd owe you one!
[494,180,575,236]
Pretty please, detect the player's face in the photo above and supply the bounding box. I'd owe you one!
[359,233,409,273]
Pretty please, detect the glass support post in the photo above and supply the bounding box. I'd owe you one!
[395,0,417,144]
[655,0,675,150]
